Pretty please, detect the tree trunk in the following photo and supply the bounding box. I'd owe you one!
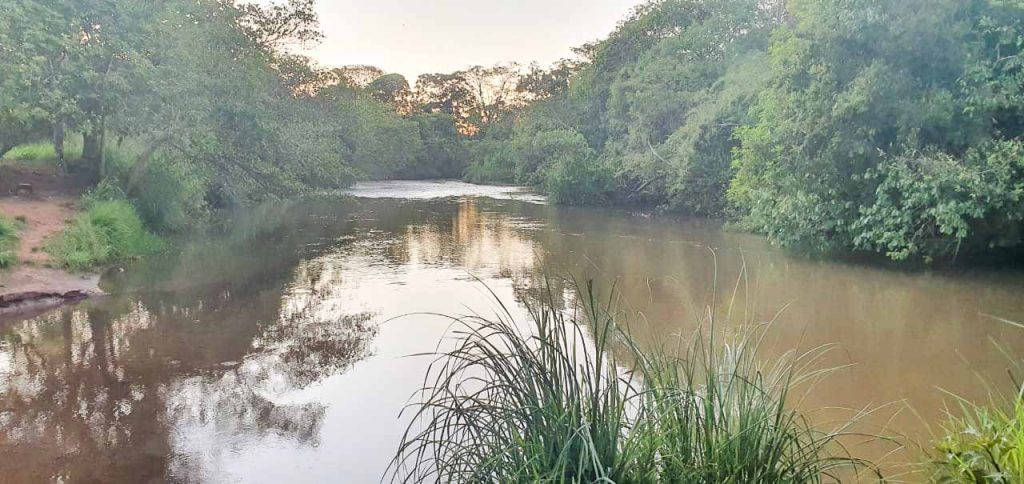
[82,122,106,178]
[52,120,66,171]
[0,143,13,161]
[98,117,107,179]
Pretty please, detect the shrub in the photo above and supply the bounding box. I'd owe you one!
[525,129,612,205]
[0,216,20,268]
[854,142,1024,262]
[47,199,162,271]
[391,281,878,482]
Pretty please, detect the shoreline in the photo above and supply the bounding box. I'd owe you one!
[0,266,102,318]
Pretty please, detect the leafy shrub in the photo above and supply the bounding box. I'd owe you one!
[126,154,210,232]
[47,200,162,271]
[0,216,19,268]
[854,142,1024,261]
[524,129,611,205]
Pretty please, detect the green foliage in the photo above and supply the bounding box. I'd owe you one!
[464,138,518,184]
[1,0,460,211]
[933,398,1024,483]
[465,0,782,212]
[730,0,1024,260]
[392,281,875,482]
[0,217,20,269]
[930,324,1024,483]
[47,199,161,271]
[529,129,610,205]
[854,142,1024,261]
[403,113,468,179]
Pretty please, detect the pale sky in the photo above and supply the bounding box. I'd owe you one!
[301,0,645,81]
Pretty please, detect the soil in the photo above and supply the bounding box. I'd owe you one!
[0,164,101,314]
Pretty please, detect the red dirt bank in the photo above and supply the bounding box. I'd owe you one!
[0,165,101,315]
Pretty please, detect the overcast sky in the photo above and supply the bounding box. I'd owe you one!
[299,0,644,81]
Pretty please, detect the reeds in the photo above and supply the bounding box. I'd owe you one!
[390,279,879,483]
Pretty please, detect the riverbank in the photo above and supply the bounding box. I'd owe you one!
[0,165,102,315]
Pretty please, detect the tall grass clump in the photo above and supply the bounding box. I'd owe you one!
[929,321,1024,483]
[47,199,161,271]
[0,216,20,268]
[390,281,880,483]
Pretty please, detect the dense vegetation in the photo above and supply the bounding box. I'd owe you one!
[464,0,1024,262]
[0,0,477,236]
[392,282,877,482]
[9,0,1022,262]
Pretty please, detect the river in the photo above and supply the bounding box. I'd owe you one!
[2,180,1023,482]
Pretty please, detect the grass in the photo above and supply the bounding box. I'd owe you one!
[46,199,162,271]
[2,136,83,165]
[929,321,1024,483]
[0,216,20,268]
[390,280,882,483]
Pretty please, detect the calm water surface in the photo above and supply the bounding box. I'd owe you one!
[2,180,1024,482]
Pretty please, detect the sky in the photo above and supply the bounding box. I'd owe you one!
[300,0,645,81]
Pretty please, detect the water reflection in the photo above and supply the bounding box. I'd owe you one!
[0,186,1023,482]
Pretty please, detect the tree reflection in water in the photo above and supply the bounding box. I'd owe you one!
[0,199,380,482]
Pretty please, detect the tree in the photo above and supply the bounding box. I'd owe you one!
[237,0,323,51]
[366,73,412,112]
[329,65,386,89]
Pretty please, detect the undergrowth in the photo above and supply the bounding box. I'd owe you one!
[47,199,161,271]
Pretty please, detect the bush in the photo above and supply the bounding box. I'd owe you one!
[126,154,210,232]
[47,199,162,271]
[854,142,1024,262]
[523,129,612,205]
[0,216,20,268]
[391,281,878,482]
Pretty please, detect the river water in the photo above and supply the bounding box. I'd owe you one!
[2,180,1024,482]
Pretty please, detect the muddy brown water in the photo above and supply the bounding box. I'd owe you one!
[2,180,1023,482]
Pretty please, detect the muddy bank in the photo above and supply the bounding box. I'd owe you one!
[0,265,101,318]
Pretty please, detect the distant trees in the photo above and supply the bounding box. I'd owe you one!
[0,0,477,208]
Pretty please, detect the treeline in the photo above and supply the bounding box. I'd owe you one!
[468,0,1024,262]
[0,0,471,231]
